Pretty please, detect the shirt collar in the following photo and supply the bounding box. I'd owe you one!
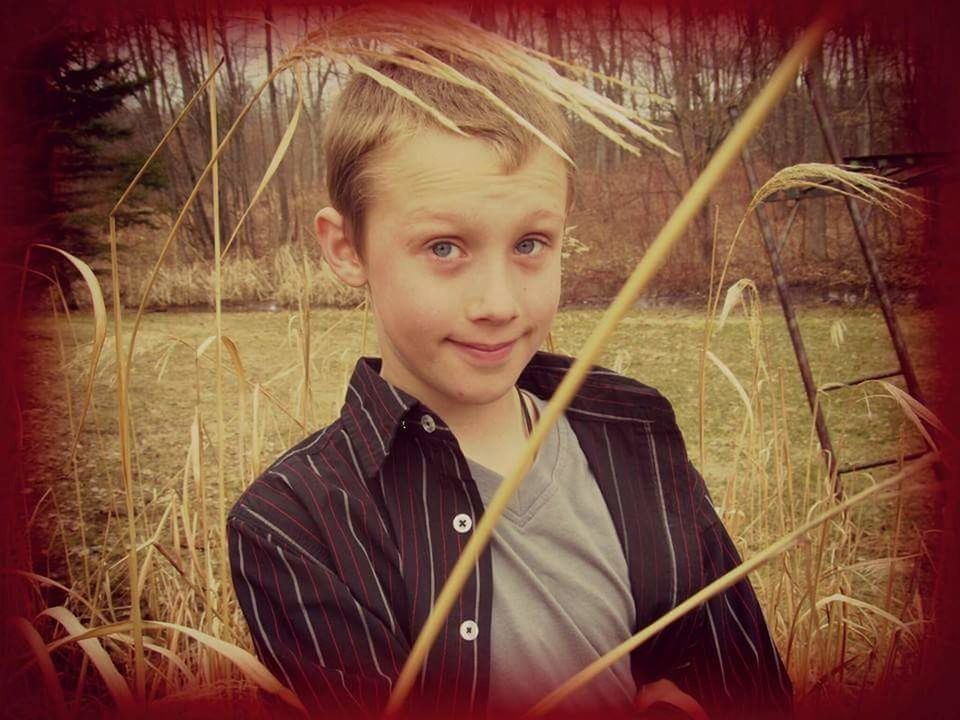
[340,351,674,480]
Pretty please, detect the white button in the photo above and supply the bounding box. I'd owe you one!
[459,620,479,641]
[453,513,472,533]
[420,414,436,433]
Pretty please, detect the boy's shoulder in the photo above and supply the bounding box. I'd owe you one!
[230,356,418,527]
[227,417,341,522]
[522,351,680,430]
[228,411,382,544]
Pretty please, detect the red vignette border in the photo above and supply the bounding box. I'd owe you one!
[0,1,958,718]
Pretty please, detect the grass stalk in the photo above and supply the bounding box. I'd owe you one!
[698,205,721,471]
[298,250,313,429]
[385,15,833,715]
[50,292,91,592]
[206,12,230,634]
[107,214,144,700]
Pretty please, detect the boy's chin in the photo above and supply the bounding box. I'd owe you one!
[445,353,540,405]
[439,375,520,407]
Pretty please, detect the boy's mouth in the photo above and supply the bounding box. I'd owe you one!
[447,338,517,364]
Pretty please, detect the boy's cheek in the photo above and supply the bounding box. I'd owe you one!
[533,266,563,313]
[373,281,450,335]
[367,259,428,306]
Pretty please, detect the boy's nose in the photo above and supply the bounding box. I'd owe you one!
[464,265,520,324]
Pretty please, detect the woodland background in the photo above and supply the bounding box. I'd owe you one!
[2,1,960,718]
[4,0,955,311]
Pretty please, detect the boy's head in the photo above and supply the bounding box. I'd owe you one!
[316,48,575,416]
[321,48,576,258]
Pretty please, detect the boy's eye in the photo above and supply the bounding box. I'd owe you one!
[429,241,461,259]
[516,237,546,256]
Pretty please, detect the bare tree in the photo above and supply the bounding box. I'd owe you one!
[264,1,292,246]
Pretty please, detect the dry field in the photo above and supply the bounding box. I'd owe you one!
[11,299,946,718]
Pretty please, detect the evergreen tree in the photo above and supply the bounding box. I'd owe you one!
[45,31,156,245]
[5,12,153,308]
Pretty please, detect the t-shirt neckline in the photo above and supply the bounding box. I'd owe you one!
[466,391,563,526]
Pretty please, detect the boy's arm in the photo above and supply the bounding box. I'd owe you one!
[228,513,409,719]
[667,463,793,719]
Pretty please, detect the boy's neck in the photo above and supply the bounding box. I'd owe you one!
[435,388,532,477]
[378,365,530,474]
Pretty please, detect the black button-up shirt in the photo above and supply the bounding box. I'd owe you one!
[227,352,792,719]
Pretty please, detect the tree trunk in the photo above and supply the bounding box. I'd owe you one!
[265,1,291,246]
[543,1,563,65]
[164,3,215,254]
[806,45,829,261]
[469,0,497,32]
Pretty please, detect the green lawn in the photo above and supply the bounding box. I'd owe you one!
[555,305,944,482]
[21,303,944,558]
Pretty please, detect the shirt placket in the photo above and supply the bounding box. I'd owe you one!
[389,408,493,716]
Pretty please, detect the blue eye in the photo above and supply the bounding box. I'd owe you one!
[516,237,544,256]
[431,242,456,258]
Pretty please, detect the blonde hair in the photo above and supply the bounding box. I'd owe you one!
[322,48,576,256]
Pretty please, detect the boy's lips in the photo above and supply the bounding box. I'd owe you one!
[447,338,518,364]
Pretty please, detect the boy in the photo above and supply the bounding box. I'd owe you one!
[228,48,792,720]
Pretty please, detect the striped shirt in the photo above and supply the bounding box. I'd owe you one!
[227,352,792,719]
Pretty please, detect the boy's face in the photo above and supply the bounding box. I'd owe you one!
[321,128,567,415]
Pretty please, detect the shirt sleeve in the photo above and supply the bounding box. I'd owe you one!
[667,462,794,719]
[228,513,410,719]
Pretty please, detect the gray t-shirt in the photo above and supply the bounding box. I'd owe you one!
[466,391,638,717]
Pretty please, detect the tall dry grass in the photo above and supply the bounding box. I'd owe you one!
[72,243,364,311]
[8,5,947,719]
[696,281,938,713]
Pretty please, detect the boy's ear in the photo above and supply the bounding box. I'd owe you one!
[315,207,367,288]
